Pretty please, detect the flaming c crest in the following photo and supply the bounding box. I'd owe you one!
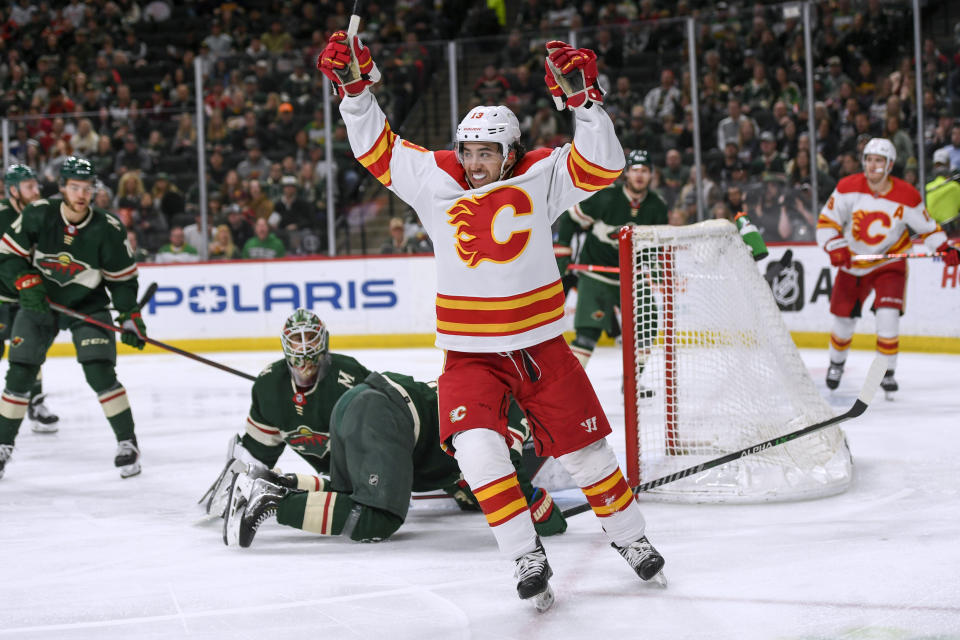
[851,210,891,245]
[447,186,533,267]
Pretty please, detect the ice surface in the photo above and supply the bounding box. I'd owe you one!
[1,347,958,639]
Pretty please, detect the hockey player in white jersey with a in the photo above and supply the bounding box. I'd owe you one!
[318,32,665,610]
[817,137,959,395]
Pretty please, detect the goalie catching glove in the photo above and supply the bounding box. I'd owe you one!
[543,41,604,110]
[116,308,147,350]
[317,30,381,98]
[824,236,852,269]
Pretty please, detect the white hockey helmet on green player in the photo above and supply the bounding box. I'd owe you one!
[861,138,896,181]
[281,308,330,386]
[456,105,522,179]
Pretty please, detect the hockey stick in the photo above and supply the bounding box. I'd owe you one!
[47,301,257,382]
[137,282,158,309]
[567,264,620,274]
[854,249,956,261]
[561,357,886,518]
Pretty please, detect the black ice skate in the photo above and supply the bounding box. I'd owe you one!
[0,444,12,480]
[28,393,59,434]
[825,361,845,390]
[114,437,141,478]
[881,369,898,400]
[514,539,555,612]
[223,469,290,547]
[612,535,667,587]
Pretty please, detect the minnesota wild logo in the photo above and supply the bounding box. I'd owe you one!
[34,252,94,287]
[287,425,330,459]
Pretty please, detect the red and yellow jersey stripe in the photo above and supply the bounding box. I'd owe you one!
[472,473,528,527]
[582,468,634,517]
[436,279,565,337]
[356,122,397,187]
[567,142,621,192]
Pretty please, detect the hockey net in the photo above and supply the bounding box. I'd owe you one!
[620,220,852,503]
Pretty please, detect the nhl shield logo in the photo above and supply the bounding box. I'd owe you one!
[765,252,804,312]
[292,392,306,406]
[368,474,379,486]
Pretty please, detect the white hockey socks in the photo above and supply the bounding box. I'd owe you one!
[557,439,646,547]
[453,428,539,560]
[828,316,856,364]
[875,307,899,371]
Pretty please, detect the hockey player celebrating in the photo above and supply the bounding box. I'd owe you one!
[0,157,147,479]
[319,34,665,610]
[208,308,566,546]
[554,149,668,378]
[0,164,59,433]
[817,138,959,395]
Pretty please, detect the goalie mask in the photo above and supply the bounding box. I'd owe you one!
[861,138,896,182]
[455,106,522,182]
[281,308,330,387]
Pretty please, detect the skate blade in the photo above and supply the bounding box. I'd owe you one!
[884,391,896,401]
[646,571,668,588]
[31,422,59,434]
[531,585,555,612]
[119,461,142,478]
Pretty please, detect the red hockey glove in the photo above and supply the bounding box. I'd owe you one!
[543,41,603,110]
[530,487,567,536]
[824,236,852,269]
[15,272,49,314]
[116,308,147,350]
[937,242,960,267]
[317,30,381,98]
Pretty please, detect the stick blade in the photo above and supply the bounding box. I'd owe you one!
[857,356,887,409]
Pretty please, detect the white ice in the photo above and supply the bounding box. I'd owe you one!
[1,346,959,640]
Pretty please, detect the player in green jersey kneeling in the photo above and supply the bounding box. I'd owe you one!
[204,308,566,546]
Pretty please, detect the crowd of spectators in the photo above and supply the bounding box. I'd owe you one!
[3,0,960,258]
[494,0,960,242]
[0,0,470,260]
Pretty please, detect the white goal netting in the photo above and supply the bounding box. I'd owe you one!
[620,219,852,503]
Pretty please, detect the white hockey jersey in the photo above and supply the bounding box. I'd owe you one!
[339,91,624,352]
[816,173,947,276]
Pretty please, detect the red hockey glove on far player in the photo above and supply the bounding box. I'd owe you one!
[937,242,960,267]
[317,30,381,98]
[824,236,852,269]
[543,41,603,110]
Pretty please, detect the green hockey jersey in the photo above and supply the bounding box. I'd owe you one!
[0,197,139,315]
[0,198,23,301]
[242,353,373,472]
[555,185,668,281]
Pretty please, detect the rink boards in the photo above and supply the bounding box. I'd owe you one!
[46,243,960,355]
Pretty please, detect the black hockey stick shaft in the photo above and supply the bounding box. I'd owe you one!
[48,301,257,382]
[137,282,158,309]
[561,357,885,518]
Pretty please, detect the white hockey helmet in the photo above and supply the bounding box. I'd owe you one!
[861,137,896,180]
[455,105,522,178]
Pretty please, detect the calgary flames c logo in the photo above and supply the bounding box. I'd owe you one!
[447,186,533,267]
[851,210,891,245]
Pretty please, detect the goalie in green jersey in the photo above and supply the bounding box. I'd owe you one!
[0,157,147,480]
[0,164,59,434]
[206,308,567,547]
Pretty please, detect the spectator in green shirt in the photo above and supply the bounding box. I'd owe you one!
[155,226,200,264]
[242,218,286,259]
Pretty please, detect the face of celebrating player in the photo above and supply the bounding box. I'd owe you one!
[863,153,890,188]
[61,179,94,219]
[461,142,511,189]
[624,164,652,195]
[10,178,40,208]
